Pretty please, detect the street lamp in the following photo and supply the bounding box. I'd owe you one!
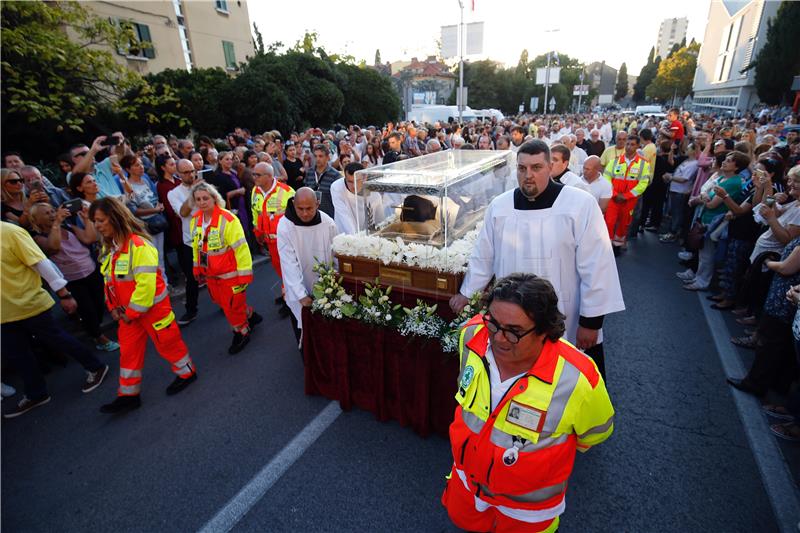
[456,0,465,124]
[542,28,559,115]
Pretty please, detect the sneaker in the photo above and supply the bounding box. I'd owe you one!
[1,383,16,398]
[644,225,658,232]
[677,251,693,261]
[95,340,120,352]
[676,269,696,281]
[100,395,141,414]
[683,282,708,291]
[82,365,109,394]
[659,233,677,243]
[248,311,263,329]
[177,312,197,326]
[228,332,251,354]
[166,373,197,396]
[3,395,51,418]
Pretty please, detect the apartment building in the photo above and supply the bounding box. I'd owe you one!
[77,0,253,74]
[656,17,688,59]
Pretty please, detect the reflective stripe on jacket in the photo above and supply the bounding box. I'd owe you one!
[450,315,615,519]
[603,153,652,199]
[190,205,253,285]
[257,181,295,242]
[251,187,266,239]
[100,235,167,320]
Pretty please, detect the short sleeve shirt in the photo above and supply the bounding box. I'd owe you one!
[670,120,685,142]
[1,222,55,323]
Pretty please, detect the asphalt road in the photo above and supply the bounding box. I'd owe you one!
[2,234,797,532]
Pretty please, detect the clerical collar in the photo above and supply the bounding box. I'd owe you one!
[513,180,564,210]
[552,168,569,183]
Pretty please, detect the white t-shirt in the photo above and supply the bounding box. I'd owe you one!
[485,345,525,411]
[750,201,800,262]
[167,184,194,246]
[582,176,613,203]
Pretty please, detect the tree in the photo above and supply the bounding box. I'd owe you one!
[253,23,265,56]
[516,49,530,79]
[615,63,629,101]
[646,42,700,103]
[753,1,800,105]
[633,47,660,102]
[0,1,167,133]
[337,64,400,125]
[374,49,382,66]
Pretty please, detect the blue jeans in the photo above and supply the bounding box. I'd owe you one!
[1,308,103,399]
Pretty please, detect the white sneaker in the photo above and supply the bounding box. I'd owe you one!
[678,251,693,261]
[1,383,16,398]
[676,269,696,281]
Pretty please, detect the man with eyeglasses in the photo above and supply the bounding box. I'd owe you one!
[443,273,614,532]
[451,140,624,379]
[167,159,202,325]
[68,133,130,199]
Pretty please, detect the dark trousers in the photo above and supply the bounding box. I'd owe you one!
[66,267,106,339]
[585,343,606,381]
[667,192,689,235]
[747,314,798,395]
[289,311,302,343]
[176,244,198,314]
[1,308,103,399]
[641,186,667,230]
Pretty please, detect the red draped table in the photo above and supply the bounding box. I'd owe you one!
[302,307,459,438]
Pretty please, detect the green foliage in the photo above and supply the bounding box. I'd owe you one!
[753,1,800,105]
[374,49,381,65]
[338,64,401,126]
[0,0,161,133]
[646,42,700,102]
[253,22,265,56]
[615,63,628,101]
[633,47,661,103]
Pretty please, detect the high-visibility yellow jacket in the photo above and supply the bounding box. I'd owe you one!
[190,205,253,286]
[603,152,652,200]
[448,315,614,521]
[100,234,168,321]
[254,181,294,242]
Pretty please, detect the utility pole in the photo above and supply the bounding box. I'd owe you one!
[457,0,464,124]
[544,51,551,115]
[577,68,585,113]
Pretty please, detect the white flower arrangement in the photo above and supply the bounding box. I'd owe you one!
[310,262,358,320]
[398,300,447,339]
[331,223,482,274]
[440,292,485,353]
[357,280,401,326]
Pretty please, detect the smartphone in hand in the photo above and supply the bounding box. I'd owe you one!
[61,198,83,215]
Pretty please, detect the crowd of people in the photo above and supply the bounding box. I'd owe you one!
[1,106,799,434]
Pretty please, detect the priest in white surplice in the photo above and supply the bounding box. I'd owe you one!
[330,162,385,235]
[450,140,624,378]
[277,187,339,343]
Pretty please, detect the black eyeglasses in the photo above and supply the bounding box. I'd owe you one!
[5,178,23,184]
[482,314,537,344]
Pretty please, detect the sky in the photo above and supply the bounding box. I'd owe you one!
[247,0,711,75]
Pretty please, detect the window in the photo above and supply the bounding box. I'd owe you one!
[114,20,155,59]
[714,16,742,82]
[222,40,236,69]
[215,0,229,12]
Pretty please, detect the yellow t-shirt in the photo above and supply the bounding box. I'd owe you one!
[641,142,657,171]
[600,146,625,168]
[1,222,55,323]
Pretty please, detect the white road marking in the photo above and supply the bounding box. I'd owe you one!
[197,401,342,533]
[699,294,800,531]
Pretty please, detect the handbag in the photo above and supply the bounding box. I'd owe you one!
[685,220,706,251]
[144,213,169,235]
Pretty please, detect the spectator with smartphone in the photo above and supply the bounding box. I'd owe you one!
[29,203,119,352]
[19,166,71,208]
[69,133,130,198]
[2,168,45,227]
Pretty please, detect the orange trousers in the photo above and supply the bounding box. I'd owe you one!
[441,466,559,533]
[117,302,194,396]
[605,197,639,241]
[207,279,251,334]
[266,236,282,279]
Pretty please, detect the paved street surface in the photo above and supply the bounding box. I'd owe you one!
[3,235,799,532]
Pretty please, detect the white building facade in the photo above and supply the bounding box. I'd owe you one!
[691,0,780,115]
[656,17,688,59]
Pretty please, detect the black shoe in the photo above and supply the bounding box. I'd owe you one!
[177,312,197,326]
[726,377,764,396]
[228,332,251,354]
[100,395,141,414]
[166,373,197,395]
[248,312,263,329]
[274,296,285,306]
[3,395,51,419]
[644,225,658,232]
[278,304,291,319]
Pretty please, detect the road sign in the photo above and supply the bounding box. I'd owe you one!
[549,97,556,111]
[530,97,539,112]
[573,85,589,96]
[535,67,560,85]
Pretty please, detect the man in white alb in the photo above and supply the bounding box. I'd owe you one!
[330,162,384,235]
[277,187,339,344]
[450,140,624,378]
[549,144,591,192]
